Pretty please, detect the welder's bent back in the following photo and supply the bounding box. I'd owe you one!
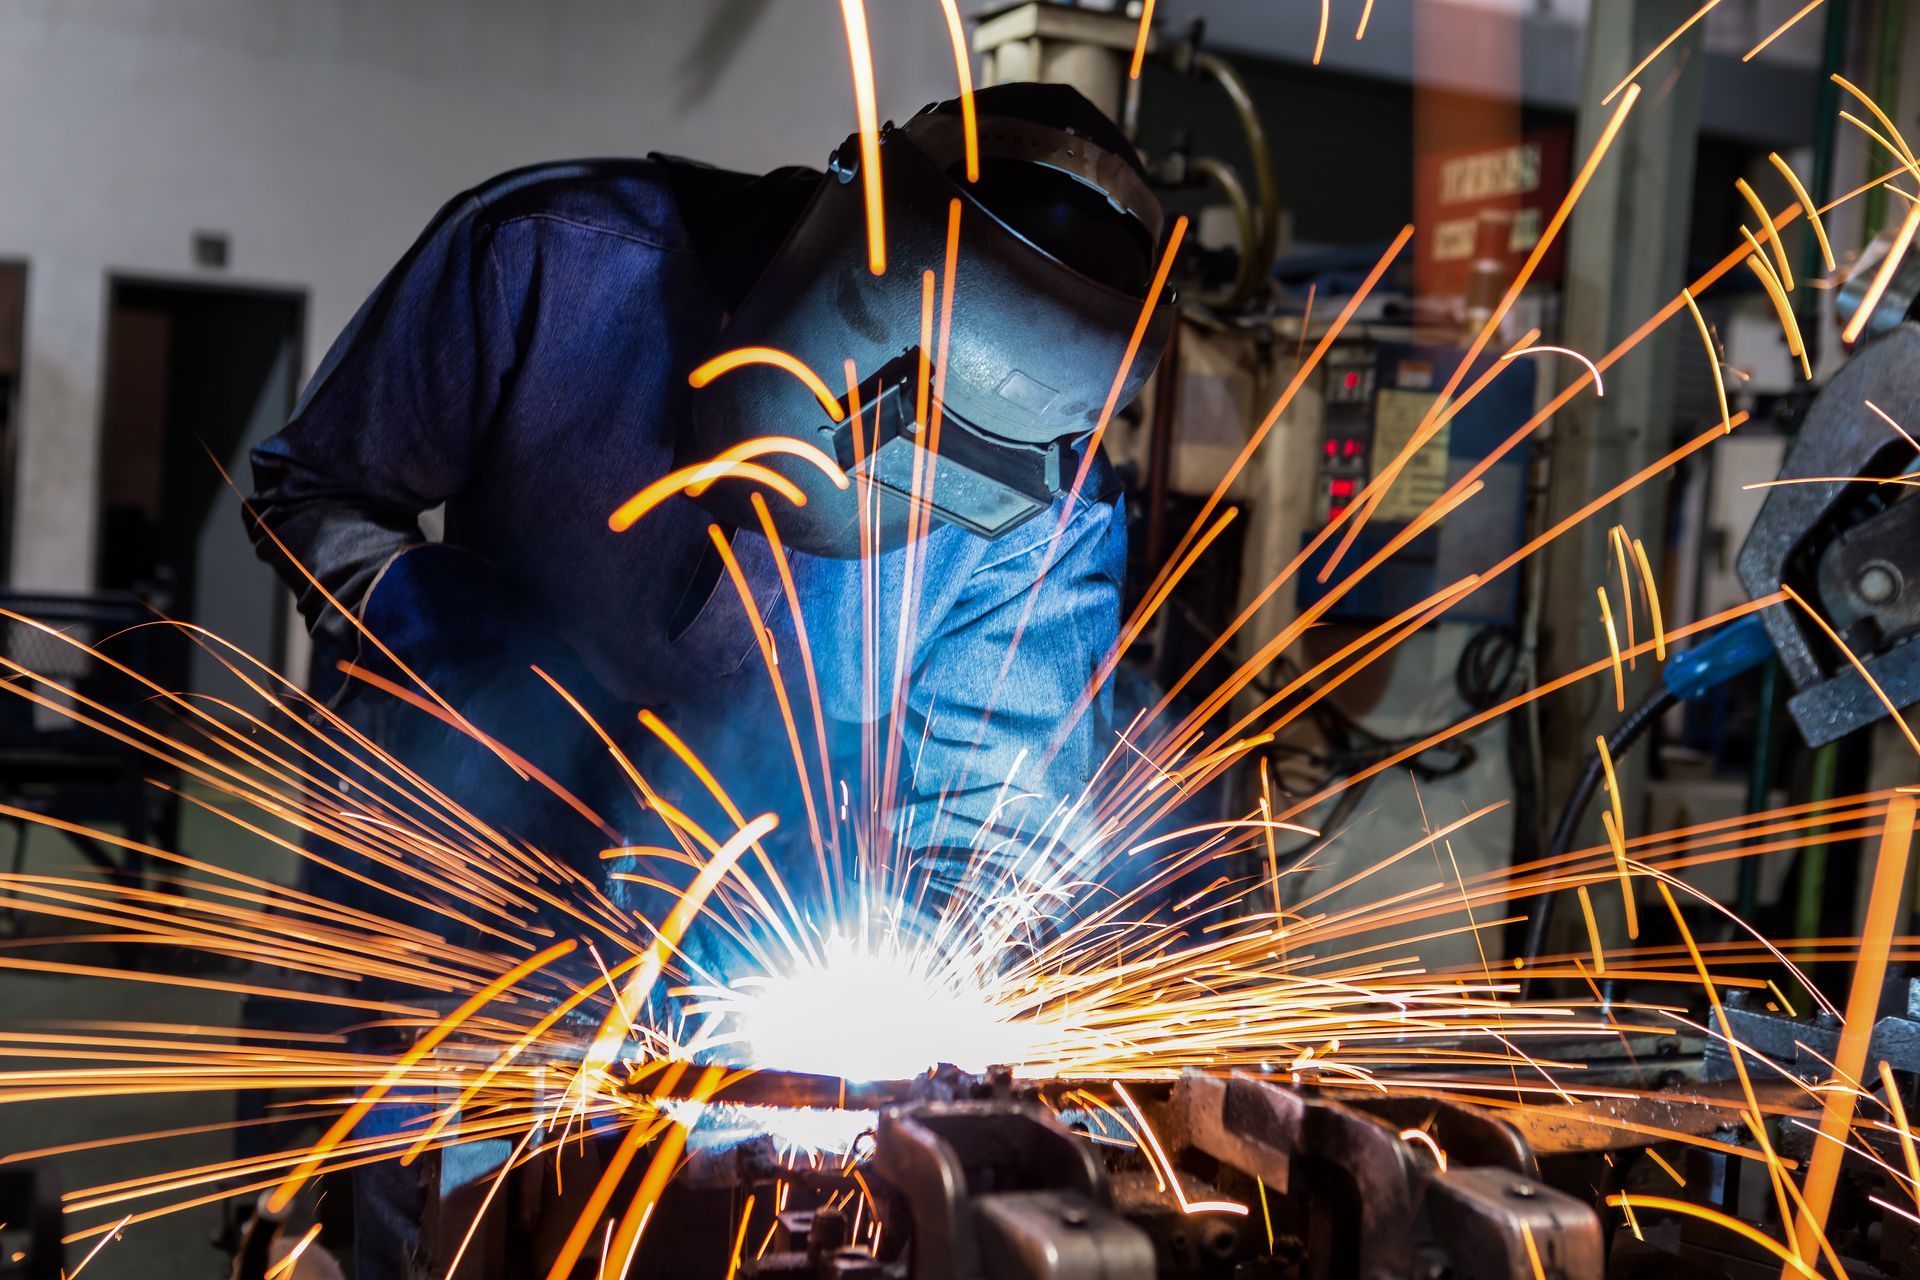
[245,156,1125,885]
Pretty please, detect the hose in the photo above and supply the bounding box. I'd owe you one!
[1519,684,1679,973]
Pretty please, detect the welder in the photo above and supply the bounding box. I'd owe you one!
[245,83,1170,1278]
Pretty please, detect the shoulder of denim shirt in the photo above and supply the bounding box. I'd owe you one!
[459,157,701,257]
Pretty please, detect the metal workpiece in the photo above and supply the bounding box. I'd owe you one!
[974,1192,1158,1280]
[1424,1168,1603,1280]
[1836,225,1920,346]
[1495,1080,1809,1156]
[1339,1093,1535,1176]
[1737,321,1920,745]
[1704,979,1920,1082]
[870,1098,1150,1280]
[1164,1071,1303,1194]
[1155,1073,1604,1280]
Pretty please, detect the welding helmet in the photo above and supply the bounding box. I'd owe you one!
[678,83,1174,556]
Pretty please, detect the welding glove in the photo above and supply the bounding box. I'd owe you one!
[346,544,656,898]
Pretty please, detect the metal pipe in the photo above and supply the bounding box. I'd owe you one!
[1194,51,1279,303]
[1189,157,1261,308]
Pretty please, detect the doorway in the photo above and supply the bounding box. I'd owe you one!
[95,278,305,706]
[0,261,24,579]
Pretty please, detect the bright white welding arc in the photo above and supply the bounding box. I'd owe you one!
[717,935,1040,1081]
[672,1101,878,1156]
[1501,345,1605,397]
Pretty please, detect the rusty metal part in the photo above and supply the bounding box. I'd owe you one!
[1705,980,1920,1083]
[871,1099,1154,1280]
[1166,1069,1303,1193]
[1162,1073,1601,1280]
[1486,1080,1813,1156]
[1426,1167,1603,1280]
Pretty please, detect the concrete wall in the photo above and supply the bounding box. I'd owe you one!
[0,0,956,591]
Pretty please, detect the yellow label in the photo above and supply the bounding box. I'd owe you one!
[1370,389,1452,524]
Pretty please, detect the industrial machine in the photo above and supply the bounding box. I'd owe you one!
[267,1036,1906,1280]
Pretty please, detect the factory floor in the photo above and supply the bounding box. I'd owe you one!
[3,791,304,1280]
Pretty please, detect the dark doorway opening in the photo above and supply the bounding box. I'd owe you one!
[95,278,305,707]
[0,261,24,580]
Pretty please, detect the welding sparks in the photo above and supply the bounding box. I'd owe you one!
[836,0,885,274]
[2,36,1919,1280]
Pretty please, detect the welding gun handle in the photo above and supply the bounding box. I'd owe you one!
[1663,615,1774,702]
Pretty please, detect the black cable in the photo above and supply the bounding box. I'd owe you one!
[1519,683,1679,973]
[1455,626,1519,711]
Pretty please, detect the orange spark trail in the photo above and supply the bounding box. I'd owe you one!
[1609,1197,1818,1277]
[609,462,804,533]
[1843,200,1920,345]
[266,938,577,1212]
[1610,527,1638,660]
[707,526,832,892]
[1115,1082,1248,1215]
[1279,594,1783,821]
[601,1068,728,1279]
[936,0,979,180]
[1833,74,1920,170]
[689,350,847,419]
[914,216,1189,846]
[1365,164,1906,596]
[1740,227,1809,378]
[1186,223,1410,541]
[1313,0,1329,64]
[1883,1060,1920,1211]
[1769,153,1836,272]
[1503,344,1605,395]
[1597,588,1626,712]
[1631,537,1666,659]
[1324,86,1640,578]
[1604,1,1719,104]
[837,0,886,273]
[1519,1221,1546,1280]
[1129,0,1155,78]
[335,660,616,839]
[1782,584,1920,758]
[1575,885,1606,974]
[1734,178,1794,288]
[1746,1,1825,61]
[1356,0,1377,39]
[1866,400,1920,451]
[750,491,840,856]
[586,816,775,1073]
[1787,795,1916,1268]
[542,1113,675,1280]
[221,459,527,783]
[1680,288,1734,436]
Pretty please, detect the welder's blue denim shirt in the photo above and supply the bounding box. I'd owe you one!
[249,158,1124,882]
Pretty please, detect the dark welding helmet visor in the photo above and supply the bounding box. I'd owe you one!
[679,86,1174,557]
